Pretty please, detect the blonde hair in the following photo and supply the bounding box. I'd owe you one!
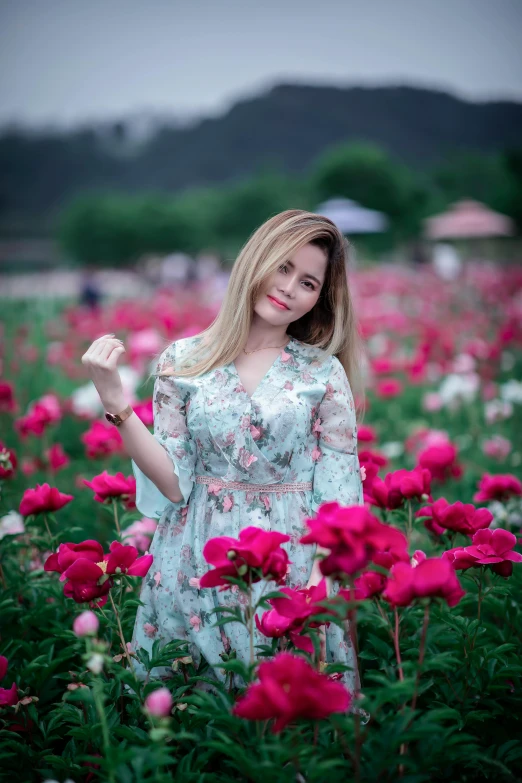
[157,209,365,410]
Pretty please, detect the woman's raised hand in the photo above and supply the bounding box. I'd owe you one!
[81,333,127,411]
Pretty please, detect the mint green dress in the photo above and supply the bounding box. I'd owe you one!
[130,334,363,691]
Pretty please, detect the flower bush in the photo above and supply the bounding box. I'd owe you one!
[1,264,522,782]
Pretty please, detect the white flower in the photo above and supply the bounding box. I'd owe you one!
[70,382,104,418]
[484,399,513,425]
[70,365,141,418]
[500,380,522,405]
[0,510,25,540]
[452,354,476,374]
[380,441,404,459]
[86,653,105,674]
[438,373,480,408]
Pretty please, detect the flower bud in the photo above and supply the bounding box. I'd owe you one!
[226,549,237,560]
[73,610,99,637]
[144,687,173,717]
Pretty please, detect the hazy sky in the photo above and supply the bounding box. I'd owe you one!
[1,0,521,127]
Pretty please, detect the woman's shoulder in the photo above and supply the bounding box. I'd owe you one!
[292,338,335,368]
[156,333,204,371]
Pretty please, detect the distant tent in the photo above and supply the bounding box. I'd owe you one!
[424,200,515,240]
[315,198,388,234]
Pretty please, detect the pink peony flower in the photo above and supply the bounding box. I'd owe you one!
[482,436,512,461]
[375,378,403,398]
[300,503,408,577]
[473,474,522,503]
[422,392,443,412]
[366,467,432,510]
[417,443,463,482]
[45,443,70,472]
[443,528,522,577]
[19,483,74,517]
[383,557,465,607]
[73,610,100,637]
[122,517,157,551]
[144,687,173,718]
[232,652,350,733]
[416,498,493,537]
[200,526,291,590]
[81,420,124,459]
[83,471,136,507]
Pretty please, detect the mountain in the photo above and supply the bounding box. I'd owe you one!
[1,83,521,220]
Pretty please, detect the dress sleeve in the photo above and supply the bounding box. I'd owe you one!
[310,356,364,515]
[131,342,197,519]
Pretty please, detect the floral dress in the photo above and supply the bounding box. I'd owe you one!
[130,334,364,691]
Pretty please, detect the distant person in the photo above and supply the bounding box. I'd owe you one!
[432,242,462,281]
[79,266,102,311]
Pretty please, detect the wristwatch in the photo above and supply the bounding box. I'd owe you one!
[105,403,133,427]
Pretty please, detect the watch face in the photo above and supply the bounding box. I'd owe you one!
[105,413,117,424]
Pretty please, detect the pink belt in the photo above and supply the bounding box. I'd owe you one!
[195,475,312,493]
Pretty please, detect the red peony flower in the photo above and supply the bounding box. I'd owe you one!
[14,394,62,438]
[0,657,19,708]
[350,570,388,600]
[133,399,154,427]
[0,381,17,414]
[416,498,493,537]
[255,609,314,653]
[383,557,465,607]
[443,528,522,577]
[300,503,408,577]
[232,652,351,732]
[81,420,124,459]
[45,443,70,472]
[366,467,432,510]
[357,425,377,444]
[473,474,522,503]
[19,483,74,517]
[0,683,19,707]
[44,539,153,607]
[200,526,291,589]
[375,378,403,398]
[417,443,463,482]
[83,471,136,506]
[44,540,106,580]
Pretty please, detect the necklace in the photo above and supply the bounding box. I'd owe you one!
[243,338,291,355]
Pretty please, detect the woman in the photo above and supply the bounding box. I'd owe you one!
[82,209,365,692]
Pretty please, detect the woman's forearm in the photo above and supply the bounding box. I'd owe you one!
[118,412,183,503]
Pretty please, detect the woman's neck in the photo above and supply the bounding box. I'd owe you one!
[245,320,289,351]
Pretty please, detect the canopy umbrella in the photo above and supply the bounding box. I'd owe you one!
[315,198,388,234]
[424,200,515,240]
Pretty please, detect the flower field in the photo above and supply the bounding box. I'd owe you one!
[1,261,522,783]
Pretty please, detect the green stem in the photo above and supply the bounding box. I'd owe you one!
[92,677,114,783]
[43,514,53,547]
[411,603,430,712]
[393,608,404,682]
[109,590,134,672]
[112,499,121,536]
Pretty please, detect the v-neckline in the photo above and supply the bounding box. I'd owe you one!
[231,337,294,401]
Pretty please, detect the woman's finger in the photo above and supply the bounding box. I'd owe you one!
[105,345,126,367]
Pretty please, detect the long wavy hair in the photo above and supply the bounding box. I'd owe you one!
[157,209,365,410]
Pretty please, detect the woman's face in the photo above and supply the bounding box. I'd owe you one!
[254,243,328,327]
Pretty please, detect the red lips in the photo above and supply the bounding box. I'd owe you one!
[267,295,290,310]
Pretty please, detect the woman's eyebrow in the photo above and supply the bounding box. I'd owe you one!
[285,260,323,286]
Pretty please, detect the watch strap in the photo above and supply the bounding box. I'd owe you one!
[105,404,133,426]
